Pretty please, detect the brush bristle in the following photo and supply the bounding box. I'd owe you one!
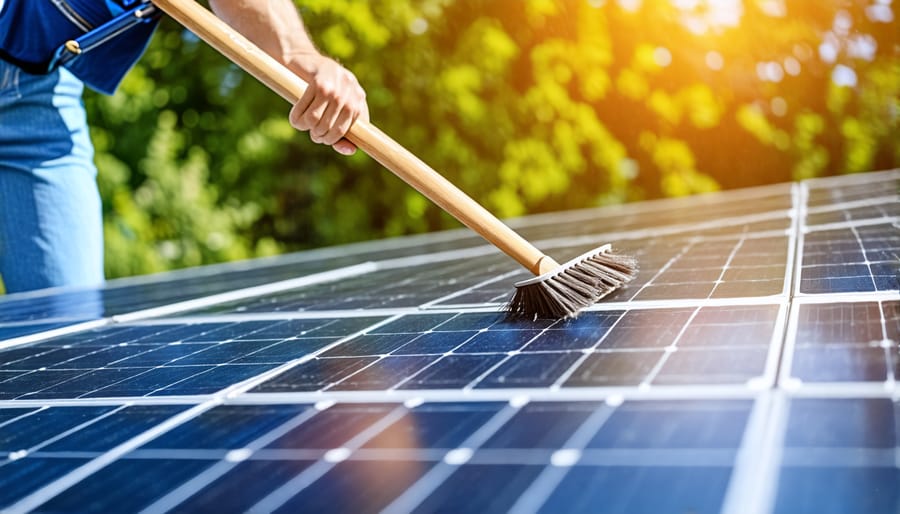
[506,248,637,319]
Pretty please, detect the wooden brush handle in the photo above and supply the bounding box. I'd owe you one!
[152,0,558,276]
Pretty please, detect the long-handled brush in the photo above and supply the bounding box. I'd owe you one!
[151,0,637,319]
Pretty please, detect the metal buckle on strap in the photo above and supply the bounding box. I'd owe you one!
[45,1,159,73]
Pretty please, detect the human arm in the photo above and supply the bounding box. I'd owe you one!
[207,0,368,155]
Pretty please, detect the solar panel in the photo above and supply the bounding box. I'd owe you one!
[0,169,897,513]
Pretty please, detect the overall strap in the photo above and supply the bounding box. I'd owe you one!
[0,1,160,76]
[46,2,160,73]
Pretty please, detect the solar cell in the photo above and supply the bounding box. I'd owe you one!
[0,317,385,400]
[800,224,900,294]
[5,399,750,513]
[785,300,899,387]
[0,170,897,513]
[773,398,900,514]
[250,305,780,393]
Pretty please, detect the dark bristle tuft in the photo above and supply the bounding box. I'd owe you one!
[506,248,638,320]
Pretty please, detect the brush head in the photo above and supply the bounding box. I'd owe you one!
[506,244,637,320]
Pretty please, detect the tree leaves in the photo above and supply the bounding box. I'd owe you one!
[85,0,898,279]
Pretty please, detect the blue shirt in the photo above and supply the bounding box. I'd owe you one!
[0,0,158,94]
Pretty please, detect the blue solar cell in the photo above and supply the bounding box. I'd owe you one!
[200,258,515,313]
[21,368,151,399]
[116,344,215,366]
[0,290,106,323]
[301,317,386,337]
[0,458,88,509]
[523,326,612,351]
[0,317,386,399]
[0,253,385,324]
[44,345,158,369]
[145,405,309,449]
[414,464,545,513]
[0,370,22,386]
[774,467,899,514]
[0,407,37,426]
[243,306,780,392]
[229,318,356,339]
[44,405,188,452]
[588,401,752,449]
[321,333,419,357]
[678,305,780,346]
[5,347,115,369]
[78,366,216,398]
[151,364,276,395]
[539,466,733,514]
[328,356,439,391]
[363,403,504,449]
[455,329,542,353]
[232,337,339,363]
[796,303,885,344]
[801,274,878,294]
[476,352,582,388]
[250,357,378,392]
[0,407,113,451]
[0,322,76,341]
[170,460,314,513]
[166,341,289,365]
[38,458,216,512]
[273,459,436,514]
[397,354,507,389]
[1,346,60,368]
[116,324,223,343]
[0,370,90,400]
[435,313,544,331]
[597,310,693,348]
[872,263,900,290]
[653,347,769,384]
[392,331,479,355]
[784,399,896,448]
[482,403,598,448]
[265,404,395,449]
[803,263,872,281]
[370,314,458,333]
[791,346,888,382]
[563,351,663,387]
[800,224,900,294]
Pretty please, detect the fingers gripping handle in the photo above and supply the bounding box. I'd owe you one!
[151,0,558,276]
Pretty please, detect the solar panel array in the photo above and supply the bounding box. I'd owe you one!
[0,169,897,513]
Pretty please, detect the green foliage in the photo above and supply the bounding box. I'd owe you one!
[85,0,899,279]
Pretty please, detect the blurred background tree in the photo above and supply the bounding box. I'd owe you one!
[86,0,898,279]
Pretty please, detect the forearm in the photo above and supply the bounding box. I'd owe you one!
[207,0,368,155]
[207,0,321,79]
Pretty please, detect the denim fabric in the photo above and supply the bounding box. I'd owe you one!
[0,58,104,293]
[0,0,159,94]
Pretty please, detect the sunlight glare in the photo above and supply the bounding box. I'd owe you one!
[705,51,724,70]
[618,0,643,12]
[866,4,894,22]
[831,64,858,87]
[770,97,788,117]
[672,0,743,35]
[783,56,801,76]
[757,0,786,18]
[653,47,673,67]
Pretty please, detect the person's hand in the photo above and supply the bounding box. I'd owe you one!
[287,54,369,156]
